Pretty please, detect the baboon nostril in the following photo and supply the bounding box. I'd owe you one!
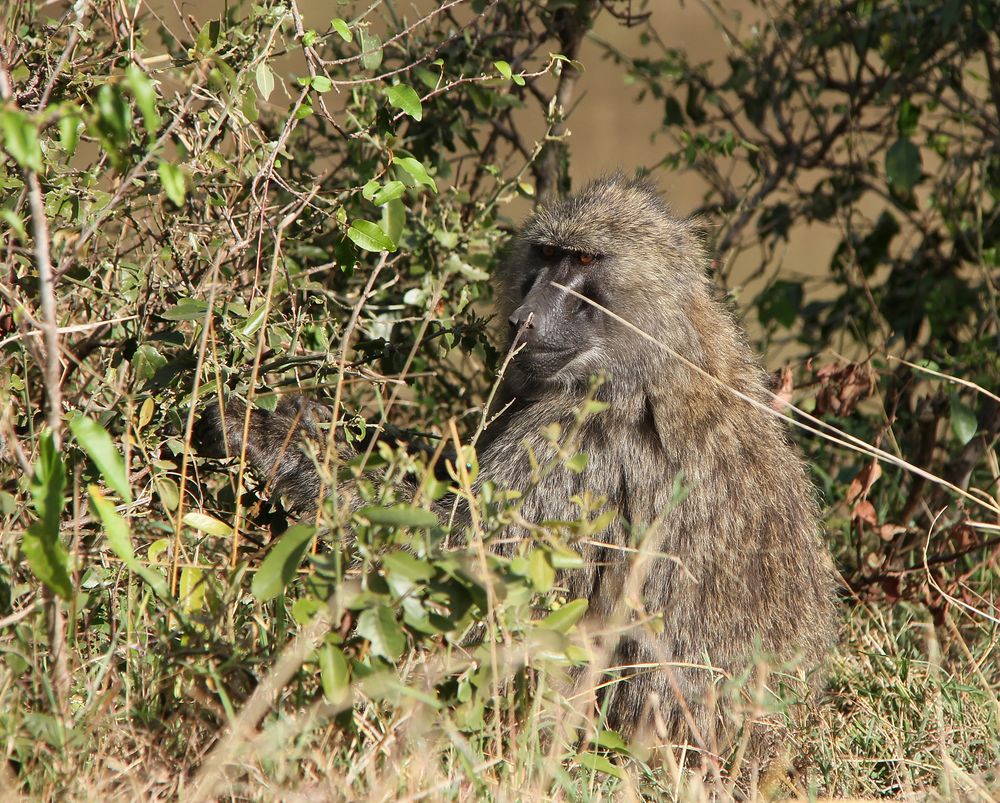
[509,311,534,333]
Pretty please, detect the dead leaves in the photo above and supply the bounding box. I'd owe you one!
[847,459,882,505]
[847,458,882,527]
[847,458,908,540]
[769,360,875,416]
[814,361,875,417]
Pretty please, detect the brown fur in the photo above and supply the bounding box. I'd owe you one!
[196,175,838,764]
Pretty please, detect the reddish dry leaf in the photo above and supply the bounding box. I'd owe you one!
[865,549,885,568]
[846,459,883,504]
[852,500,878,526]
[878,576,903,604]
[815,362,875,417]
[878,523,907,541]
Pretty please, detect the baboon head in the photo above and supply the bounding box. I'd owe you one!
[497,175,711,393]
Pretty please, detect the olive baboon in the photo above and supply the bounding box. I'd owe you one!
[197,175,837,761]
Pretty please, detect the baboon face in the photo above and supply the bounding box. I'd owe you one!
[505,243,611,383]
[499,176,707,391]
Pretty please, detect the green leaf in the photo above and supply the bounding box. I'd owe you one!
[319,643,351,704]
[382,550,434,582]
[133,343,166,381]
[147,538,169,564]
[537,598,588,634]
[182,511,233,537]
[549,546,583,569]
[381,198,405,246]
[240,303,268,337]
[158,161,187,206]
[255,62,275,101]
[394,157,437,192]
[896,99,920,138]
[372,180,405,206]
[161,298,209,321]
[383,550,435,580]
[0,208,27,243]
[310,75,333,93]
[566,452,588,474]
[573,751,623,779]
[23,432,71,598]
[242,87,259,122]
[89,486,169,600]
[69,414,132,503]
[885,138,922,194]
[195,19,221,53]
[331,18,352,42]
[358,29,383,71]
[347,219,396,252]
[291,596,324,625]
[358,504,439,529]
[356,605,406,661]
[385,84,422,121]
[251,523,316,602]
[28,429,66,529]
[758,280,803,329]
[0,110,44,172]
[582,399,609,416]
[95,83,131,141]
[591,730,630,753]
[59,113,81,157]
[949,396,977,446]
[493,60,524,85]
[179,566,205,612]
[527,549,555,592]
[23,524,73,600]
[124,65,161,135]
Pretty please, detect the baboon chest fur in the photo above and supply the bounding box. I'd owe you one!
[198,175,837,757]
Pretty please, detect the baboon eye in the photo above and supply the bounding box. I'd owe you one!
[541,244,557,259]
[577,252,595,266]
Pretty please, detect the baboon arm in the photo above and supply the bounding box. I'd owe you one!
[193,396,331,513]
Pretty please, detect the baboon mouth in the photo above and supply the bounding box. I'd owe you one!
[514,346,578,378]
[519,346,574,357]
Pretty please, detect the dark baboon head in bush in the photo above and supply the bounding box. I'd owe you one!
[196,174,838,765]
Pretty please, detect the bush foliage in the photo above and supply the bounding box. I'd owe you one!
[0,0,997,799]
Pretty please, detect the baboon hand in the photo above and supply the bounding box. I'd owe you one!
[192,397,249,459]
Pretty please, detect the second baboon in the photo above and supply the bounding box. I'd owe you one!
[197,175,837,762]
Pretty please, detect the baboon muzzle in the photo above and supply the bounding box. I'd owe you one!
[508,275,584,354]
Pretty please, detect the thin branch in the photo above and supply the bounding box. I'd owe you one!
[26,172,63,443]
